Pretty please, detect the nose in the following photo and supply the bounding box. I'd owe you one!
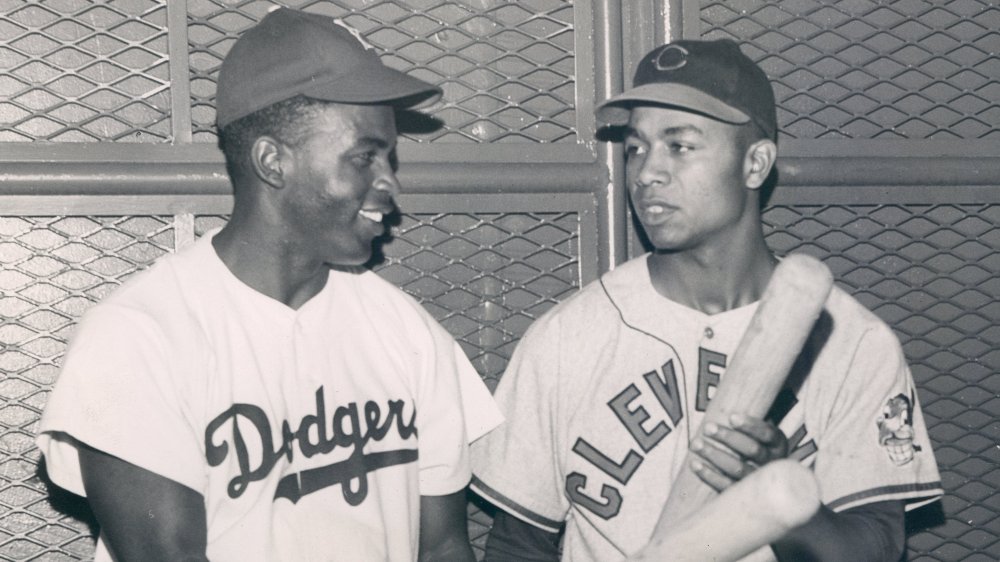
[633,151,668,190]
[374,165,401,199]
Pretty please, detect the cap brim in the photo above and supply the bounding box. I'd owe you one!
[303,63,442,109]
[596,83,749,126]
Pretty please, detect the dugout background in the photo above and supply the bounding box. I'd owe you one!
[0,0,996,560]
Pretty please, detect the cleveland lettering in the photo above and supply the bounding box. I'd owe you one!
[567,349,816,519]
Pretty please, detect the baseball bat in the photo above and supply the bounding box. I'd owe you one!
[642,254,833,554]
[630,459,820,562]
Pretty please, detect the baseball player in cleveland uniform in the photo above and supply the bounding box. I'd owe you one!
[470,39,942,561]
[37,9,501,562]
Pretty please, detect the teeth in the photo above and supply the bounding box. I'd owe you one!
[647,205,665,214]
[359,210,383,222]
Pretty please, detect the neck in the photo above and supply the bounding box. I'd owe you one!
[212,215,329,310]
[647,236,776,315]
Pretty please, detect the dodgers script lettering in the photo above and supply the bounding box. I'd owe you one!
[204,386,417,505]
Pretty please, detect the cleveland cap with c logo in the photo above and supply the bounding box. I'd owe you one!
[596,39,777,140]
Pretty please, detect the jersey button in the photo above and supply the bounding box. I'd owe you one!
[704,327,714,339]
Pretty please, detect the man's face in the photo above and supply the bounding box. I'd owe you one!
[624,105,755,253]
[280,103,400,266]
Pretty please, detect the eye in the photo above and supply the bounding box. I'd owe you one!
[669,142,694,154]
[624,142,646,158]
[352,151,376,167]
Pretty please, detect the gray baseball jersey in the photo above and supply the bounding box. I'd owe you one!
[471,254,942,561]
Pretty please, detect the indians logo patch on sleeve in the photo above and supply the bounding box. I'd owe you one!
[876,391,922,466]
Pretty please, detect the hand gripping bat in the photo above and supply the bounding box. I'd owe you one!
[631,254,834,561]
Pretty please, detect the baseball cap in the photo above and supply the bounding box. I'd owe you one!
[215,8,442,128]
[596,39,777,140]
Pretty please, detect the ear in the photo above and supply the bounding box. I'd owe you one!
[743,139,777,190]
[249,135,287,189]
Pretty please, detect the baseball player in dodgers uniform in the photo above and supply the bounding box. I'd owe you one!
[37,8,501,562]
[471,39,942,561]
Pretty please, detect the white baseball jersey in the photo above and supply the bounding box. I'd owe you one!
[37,230,502,562]
[470,254,941,562]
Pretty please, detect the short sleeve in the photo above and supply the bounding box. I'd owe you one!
[812,324,942,512]
[414,314,502,497]
[470,317,568,533]
[36,305,206,496]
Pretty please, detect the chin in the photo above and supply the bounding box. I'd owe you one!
[325,250,372,268]
[644,226,700,251]
[647,236,685,252]
[331,257,370,268]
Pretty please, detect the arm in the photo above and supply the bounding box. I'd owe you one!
[78,442,208,562]
[418,490,475,562]
[485,510,561,562]
[772,500,904,561]
[690,416,905,561]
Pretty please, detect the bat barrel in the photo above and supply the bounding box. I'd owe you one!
[657,254,833,528]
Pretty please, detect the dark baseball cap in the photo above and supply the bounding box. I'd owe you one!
[215,7,442,128]
[596,39,777,140]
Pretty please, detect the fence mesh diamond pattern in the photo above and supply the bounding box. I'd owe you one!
[700,0,1000,140]
[1,203,995,559]
[0,1,171,142]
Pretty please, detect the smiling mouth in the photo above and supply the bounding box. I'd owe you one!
[640,203,676,218]
[358,210,384,223]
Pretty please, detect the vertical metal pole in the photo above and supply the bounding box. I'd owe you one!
[167,0,193,143]
[613,0,700,259]
[656,0,671,43]
[175,212,196,250]
[594,0,627,271]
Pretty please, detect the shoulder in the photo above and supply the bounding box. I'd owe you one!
[511,255,647,352]
[97,235,214,309]
[342,267,428,314]
[823,285,901,347]
[331,267,448,339]
[534,255,646,325]
[349,267,417,300]
[794,284,908,397]
[73,238,218,348]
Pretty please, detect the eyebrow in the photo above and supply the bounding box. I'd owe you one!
[625,124,704,140]
[354,136,393,150]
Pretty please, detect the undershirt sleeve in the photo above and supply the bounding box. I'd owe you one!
[485,509,562,562]
[772,500,905,561]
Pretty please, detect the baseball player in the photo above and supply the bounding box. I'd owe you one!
[36,8,501,562]
[470,39,942,561]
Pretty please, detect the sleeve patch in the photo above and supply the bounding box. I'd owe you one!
[875,391,921,467]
